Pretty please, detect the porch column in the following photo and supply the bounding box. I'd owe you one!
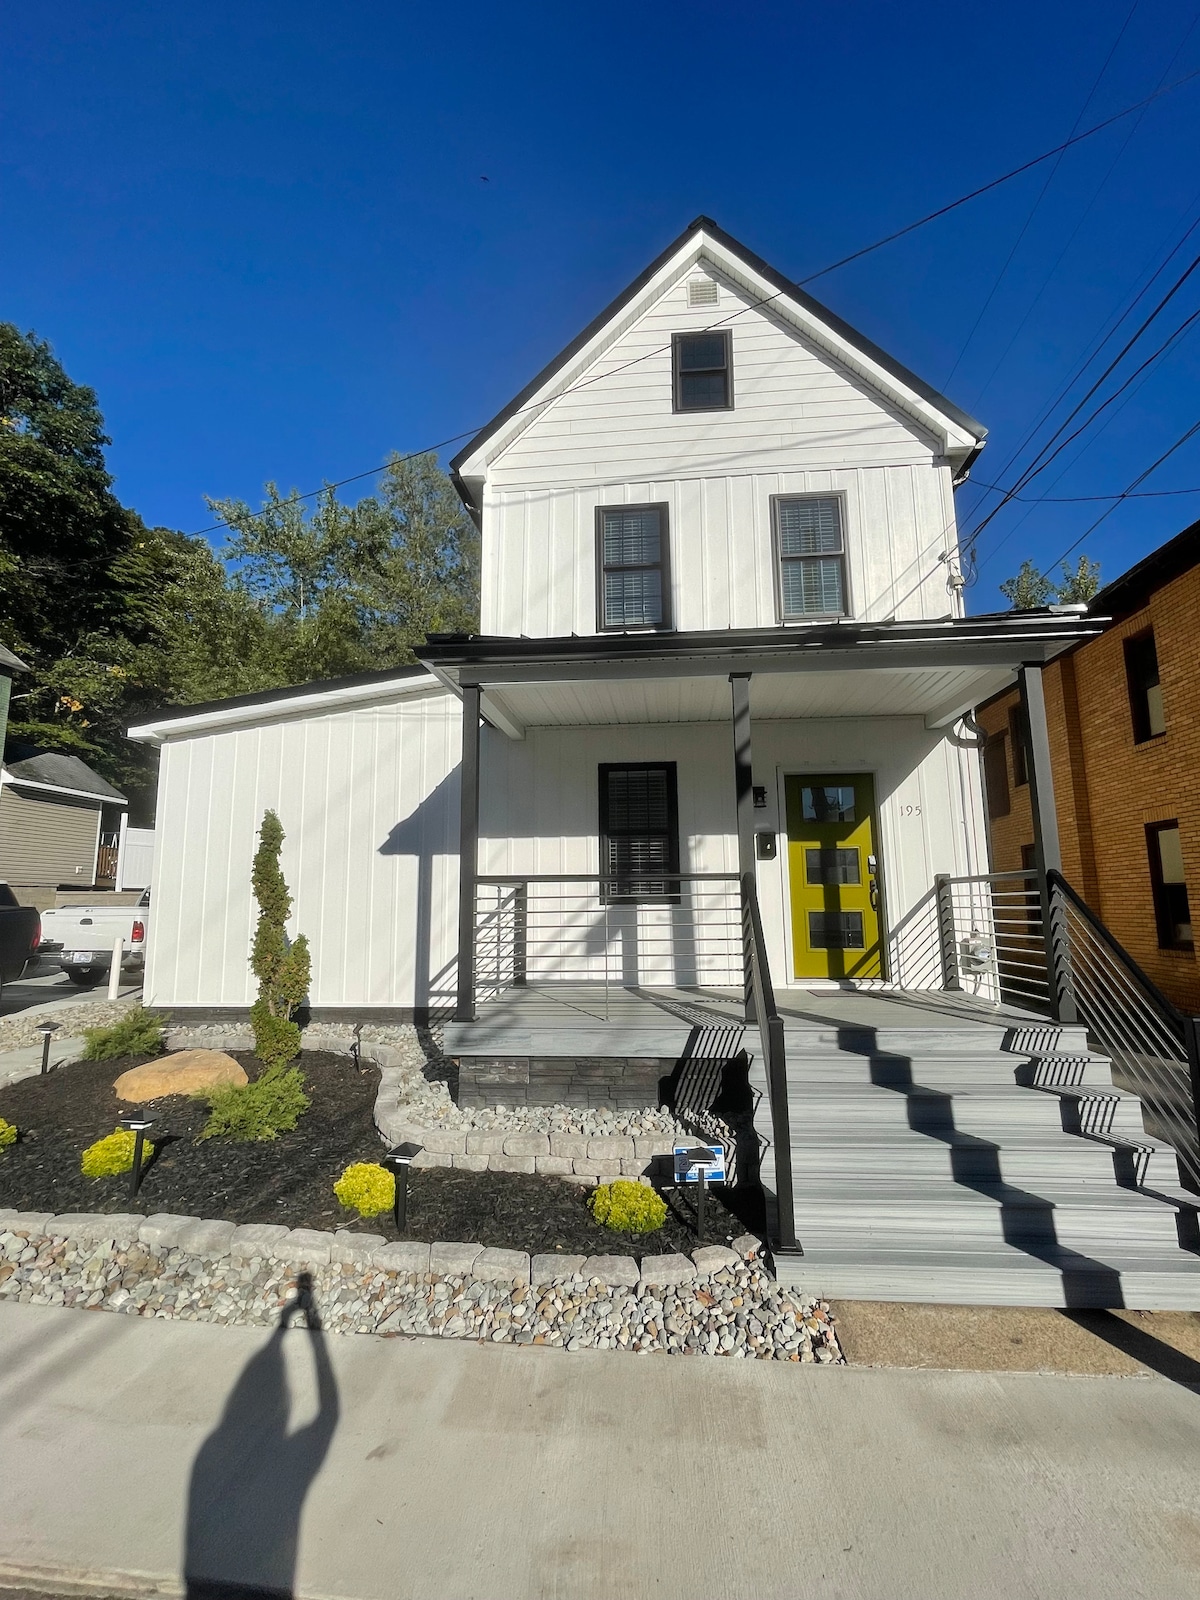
[456,682,481,1023]
[1017,664,1077,1022]
[730,672,755,882]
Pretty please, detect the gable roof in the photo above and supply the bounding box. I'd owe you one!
[3,743,126,803]
[450,215,987,513]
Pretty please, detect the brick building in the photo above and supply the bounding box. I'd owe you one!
[977,518,1200,1011]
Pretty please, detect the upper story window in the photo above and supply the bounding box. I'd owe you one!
[1146,821,1192,950]
[983,733,1010,818]
[773,496,848,618]
[1124,628,1165,743]
[1008,704,1029,786]
[672,331,732,411]
[596,504,671,630]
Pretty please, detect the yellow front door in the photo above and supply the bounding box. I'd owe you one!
[785,774,884,979]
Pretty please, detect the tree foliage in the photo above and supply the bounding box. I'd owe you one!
[249,810,311,1068]
[1055,555,1102,604]
[999,560,1055,610]
[1000,555,1103,610]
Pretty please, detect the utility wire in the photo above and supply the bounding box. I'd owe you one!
[967,480,1200,502]
[182,66,1200,541]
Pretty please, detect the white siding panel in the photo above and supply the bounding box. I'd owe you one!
[144,691,461,1012]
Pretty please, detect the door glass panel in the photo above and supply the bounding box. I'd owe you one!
[805,847,860,885]
[801,785,856,822]
[808,911,865,949]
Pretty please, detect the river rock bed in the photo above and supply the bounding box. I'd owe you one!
[0,1226,842,1363]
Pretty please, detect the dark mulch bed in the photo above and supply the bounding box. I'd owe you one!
[0,1049,758,1257]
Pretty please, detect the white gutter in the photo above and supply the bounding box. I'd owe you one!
[127,670,449,744]
[0,770,123,805]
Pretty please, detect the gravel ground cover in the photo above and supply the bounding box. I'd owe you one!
[0,996,138,1053]
[0,1227,842,1363]
[0,1049,752,1254]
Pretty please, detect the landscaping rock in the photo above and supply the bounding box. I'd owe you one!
[531,1252,587,1285]
[488,1155,536,1174]
[114,1050,247,1103]
[502,1133,550,1157]
[139,1214,200,1251]
[638,1252,696,1289]
[692,1245,739,1273]
[331,1232,385,1266]
[473,1248,531,1285]
[176,1220,236,1257]
[273,1228,333,1267]
[230,1223,290,1261]
[731,1233,763,1260]
[430,1241,482,1276]
[582,1254,639,1287]
[372,1241,430,1275]
[48,1212,145,1247]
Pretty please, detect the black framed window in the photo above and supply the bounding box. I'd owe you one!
[1125,629,1166,743]
[672,331,732,411]
[983,733,1011,818]
[1008,705,1029,786]
[599,763,679,904]
[596,504,670,630]
[774,497,848,618]
[1147,822,1193,950]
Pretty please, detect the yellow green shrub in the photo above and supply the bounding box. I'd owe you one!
[81,1129,152,1179]
[334,1161,395,1218]
[589,1178,667,1235]
[0,1118,16,1150]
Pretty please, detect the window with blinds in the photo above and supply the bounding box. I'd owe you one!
[599,763,680,904]
[773,496,848,618]
[596,504,671,630]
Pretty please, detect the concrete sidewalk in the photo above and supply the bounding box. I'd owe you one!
[1,1303,1199,1599]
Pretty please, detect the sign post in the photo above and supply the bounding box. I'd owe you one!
[673,1144,726,1241]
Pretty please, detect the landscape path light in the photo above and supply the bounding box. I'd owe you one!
[117,1111,155,1199]
[383,1141,424,1234]
[36,1022,55,1075]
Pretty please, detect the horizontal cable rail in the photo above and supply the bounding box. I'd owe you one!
[937,866,1200,1191]
[474,873,743,1002]
[741,873,797,1252]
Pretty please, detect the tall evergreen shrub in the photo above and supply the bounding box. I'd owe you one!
[249,810,311,1067]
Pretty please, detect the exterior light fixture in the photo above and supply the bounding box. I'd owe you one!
[382,1141,424,1234]
[350,1025,363,1073]
[673,1143,725,1241]
[117,1112,155,1198]
[36,1023,55,1075]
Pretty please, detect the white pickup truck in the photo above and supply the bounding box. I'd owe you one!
[39,889,151,986]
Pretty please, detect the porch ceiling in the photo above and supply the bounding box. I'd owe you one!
[484,664,1016,732]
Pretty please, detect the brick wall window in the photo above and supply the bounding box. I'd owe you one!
[1008,705,1029,786]
[1124,629,1166,743]
[1146,821,1193,951]
[983,733,1010,818]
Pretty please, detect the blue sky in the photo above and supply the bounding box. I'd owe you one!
[2,0,1198,611]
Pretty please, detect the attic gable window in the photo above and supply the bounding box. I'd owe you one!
[773,496,849,618]
[596,504,671,630]
[672,331,732,411]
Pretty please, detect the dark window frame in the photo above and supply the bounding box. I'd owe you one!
[771,493,851,621]
[672,330,733,412]
[983,731,1011,819]
[1146,820,1194,952]
[1008,705,1029,787]
[1124,628,1166,744]
[598,761,681,906]
[595,503,673,633]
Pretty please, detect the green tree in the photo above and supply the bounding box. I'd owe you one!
[1055,555,1101,604]
[999,560,1055,610]
[249,809,311,1067]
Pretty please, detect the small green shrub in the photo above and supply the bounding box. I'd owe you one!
[82,1007,165,1062]
[0,1118,16,1150]
[249,811,310,1068]
[81,1129,153,1178]
[589,1179,667,1236]
[197,1063,310,1142]
[333,1161,394,1217]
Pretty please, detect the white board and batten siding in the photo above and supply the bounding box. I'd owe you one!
[479,264,961,637]
[145,690,461,1012]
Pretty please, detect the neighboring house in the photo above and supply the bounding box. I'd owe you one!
[977,517,1200,1013]
[0,742,128,908]
[131,219,1200,1309]
[0,643,29,753]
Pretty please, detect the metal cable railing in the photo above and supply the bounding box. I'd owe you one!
[936,869,1050,1010]
[741,873,798,1252]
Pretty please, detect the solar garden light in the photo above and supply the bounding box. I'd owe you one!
[350,1024,362,1073]
[117,1111,155,1199]
[36,1022,55,1075]
[383,1141,424,1234]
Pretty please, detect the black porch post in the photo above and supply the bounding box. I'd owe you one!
[456,682,481,1023]
[1017,663,1077,1023]
[730,672,755,882]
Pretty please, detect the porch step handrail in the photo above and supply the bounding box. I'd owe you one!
[938,865,1200,1193]
[741,872,799,1252]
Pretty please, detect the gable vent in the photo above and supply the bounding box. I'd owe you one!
[687,278,719,307]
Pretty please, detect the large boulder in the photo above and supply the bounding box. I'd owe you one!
[114,1049,248,1103]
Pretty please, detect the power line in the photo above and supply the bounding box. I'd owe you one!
[967,480,1200,503]
[183,66,1200,541]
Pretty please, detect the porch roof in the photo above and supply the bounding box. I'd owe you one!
[417,611,1105,737]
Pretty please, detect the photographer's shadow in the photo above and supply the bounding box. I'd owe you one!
[184,1273,339,1600]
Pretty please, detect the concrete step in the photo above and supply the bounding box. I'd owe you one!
[773,1243,1200,1309]
[780,1088,1150,1139]
[791,1140,1146,1183]
[779,1023,1092,1056]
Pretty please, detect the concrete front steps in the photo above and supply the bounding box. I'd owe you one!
[752,1020,1200,1310]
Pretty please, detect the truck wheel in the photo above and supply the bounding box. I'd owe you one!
[66,969,101,986]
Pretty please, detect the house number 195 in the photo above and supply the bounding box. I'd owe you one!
[899,804,922,816]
